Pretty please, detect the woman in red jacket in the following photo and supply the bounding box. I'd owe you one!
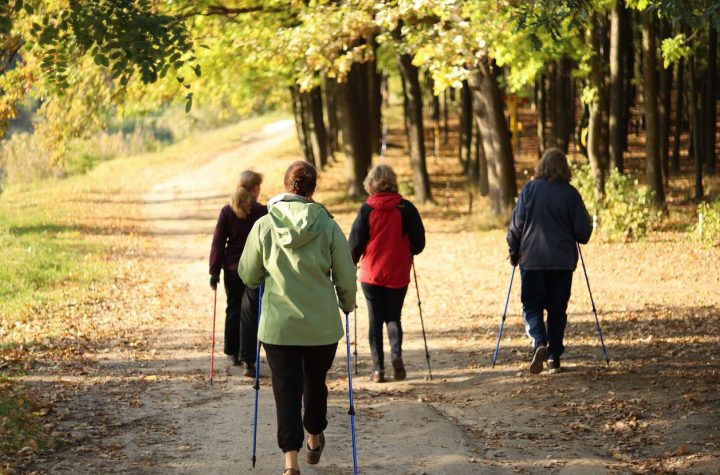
[349,165,425,383]
[209,170,267,377]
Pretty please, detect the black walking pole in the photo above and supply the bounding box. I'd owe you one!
[412,262,433,380]
[353,307,358,375]
[492,265,516,368]
[577,244,610,366]
[344,312,359,475]
[251,285,263,468]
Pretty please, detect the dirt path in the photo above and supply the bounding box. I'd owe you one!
[29,120,720,474]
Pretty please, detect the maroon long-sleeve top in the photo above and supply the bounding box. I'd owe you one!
[209,202,268,276]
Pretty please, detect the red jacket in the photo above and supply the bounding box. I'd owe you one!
[348,192,425,288]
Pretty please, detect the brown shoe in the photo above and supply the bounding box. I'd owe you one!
[305,432,325,465]
[371,370,385,383]
[392,359,406,381]
[282,469,300,475]
[243,362,256,378]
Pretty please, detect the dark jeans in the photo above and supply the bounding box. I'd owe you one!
[263,342,338,453]
[520,269,573,360]
[223,270,259,363]
[361,283,408,371]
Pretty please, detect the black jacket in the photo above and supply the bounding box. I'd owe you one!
[507,179,592,270]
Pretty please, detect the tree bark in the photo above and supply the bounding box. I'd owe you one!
[623,7,635,151]
[397,53,433,203]
[459,80,473,172]
[476,123,489,196]
[659,20,673,180]
[290,85,314,164]
[642,12,666,207]
[672,58,684,173]
[468,59,517,215]
[689,57,704,200]
[549,57,573,153]
[609,0,625,172]
[368,54,382,157]
[308,86,328,169]
[336,62,372,198]
[324,77,340,157]
[587,16,607,198]
[536,74,546,158]
[704,25,717,174]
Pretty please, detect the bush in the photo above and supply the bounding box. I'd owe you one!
[696,199,720,246]
[571,162,660,242]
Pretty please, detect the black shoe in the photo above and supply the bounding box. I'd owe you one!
[392,359,406,381]
[305,432,325,465]
[243,362,256,378]
[371,370,385,383]
[530,346,548,374]
[227,354,240,366]
[547,358,561,374]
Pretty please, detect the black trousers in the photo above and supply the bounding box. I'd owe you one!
[520,269,573,360]
[222,270,259,363]
[361,283,408,371]
[263,343,338,453]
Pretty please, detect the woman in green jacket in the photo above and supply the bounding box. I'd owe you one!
[239,161,356,475]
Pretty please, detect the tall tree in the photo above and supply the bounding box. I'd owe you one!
[659,20,673,180]
[587,14,607,198]
[609,0,626,172]
[704,25,717,174]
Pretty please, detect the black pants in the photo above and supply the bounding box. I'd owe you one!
[361,283,408,371]
[223,270,259,363]
[520,269,573,360]
[263,342,338,453]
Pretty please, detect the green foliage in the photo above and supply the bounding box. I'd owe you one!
[571,162,660,241]
[696,199,720,246]
[661,33,691,68]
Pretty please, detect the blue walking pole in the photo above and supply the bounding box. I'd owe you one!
[344,311,359,475]
[492,265,516,368]
[251,285,263,468]
[577,244,610,366]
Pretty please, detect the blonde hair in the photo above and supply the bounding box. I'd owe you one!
[363,165,398,195]
[231,170,263,218]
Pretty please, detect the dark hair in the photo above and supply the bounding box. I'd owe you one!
[535,148,571,183]
[284,161,317,197]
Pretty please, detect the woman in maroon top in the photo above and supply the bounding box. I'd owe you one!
[349,165,425,383]
[209,170,268,377]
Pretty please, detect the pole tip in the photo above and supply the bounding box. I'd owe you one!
[252,457,256,468]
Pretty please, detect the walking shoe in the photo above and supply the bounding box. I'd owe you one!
[392,359,406,381]
[243,362,256,378]
[371,370,385,383]
[282,469,300,475]
[547,358,562,374]
[305,432,325,465]
[529,346,548,374]
[227,354,240,366]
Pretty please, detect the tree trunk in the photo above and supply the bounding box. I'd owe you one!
[324,78,340,157]
[689,57,704,200]
[428,75,441,158]
[659,20,673,180]
[397,53,433,203]
[290,85,314,164]
[623,8,635,151]
[672,58,684,173]
[468,59,517,215]
[368,54,382,157]
[549,57,573,153]
[476,123,489,196]
[308,86,328,169]
[704,25,717,174]
[443,89,450,144]
[642,12,666,207]
[459,80,473,172]
[609,0,625,172]
[536,74,546,157]
[587,16,607,198]
[336,62,372,198]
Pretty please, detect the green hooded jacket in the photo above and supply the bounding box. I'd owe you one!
[238,194,357,346]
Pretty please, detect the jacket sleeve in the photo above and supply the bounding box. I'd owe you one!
[237,220,265,289]
[572,188,593,244]
[330,223,357,313]
[507,187,527,255]
[209,208,228,276]
[348,204,371,264]
[401,200,426,255]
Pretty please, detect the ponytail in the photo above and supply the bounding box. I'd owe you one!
[230,170,263,218]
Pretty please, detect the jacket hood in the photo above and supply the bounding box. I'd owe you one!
[267,193,332,249]
[367,192,403,210]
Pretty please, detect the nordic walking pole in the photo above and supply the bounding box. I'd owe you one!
[210,287,217,385]
[353,307,358,375]
[251,285,263,468]
[577,244,610,366]
[492,265,516,368]
[344,311,359,475]
[412,261,433,380]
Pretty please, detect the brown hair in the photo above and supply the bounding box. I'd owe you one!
[363,165,398,194]
[284,161,317,197]
[535,148,572,183]
[231,170,263,218]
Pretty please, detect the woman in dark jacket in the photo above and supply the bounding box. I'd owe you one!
[349,165,425,383]
[209,170,267,377]
[507,148,593,374]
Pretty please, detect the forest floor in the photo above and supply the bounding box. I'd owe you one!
[3,115,720,475]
